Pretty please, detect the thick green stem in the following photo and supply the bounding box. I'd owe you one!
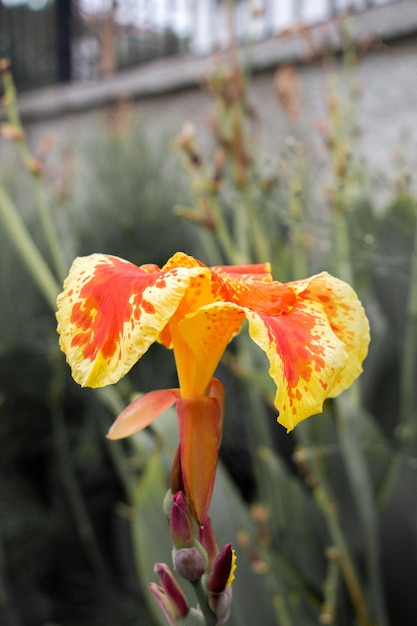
[1,67,66,282]
[191,580,217,626]
[0,184,60,309]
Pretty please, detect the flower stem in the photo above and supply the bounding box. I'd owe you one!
[334,398,388,626]
[94,387,137,503]
[314,485,375,626]
[378,198,417,506]
[1,63,66,282]
[209,194,241,265]
[320,547,340,625]
[50,399,109,579]
[398,203,417,439]
[296,428,375,626]
[0,184,60,309]
[191,580,217,626]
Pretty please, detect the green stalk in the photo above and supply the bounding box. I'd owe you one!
[314,484,375,626]
[296,429,375,626]
[245,194,270,265]
[51,401,109,579]
[270,589,293,626]
[320,548,340,625]
[48,357,109,580]
[378,201,417,505]
[331,199,353,284]
[335,398,389,626]
[287,156,308,280]
[399,207,417,438]
[191,580,217,626]
[234,336,295,626]
[208,193,240,264]
[1,66,66,282]
[94,386,137,503]
[0,146,136,527]
[0,184,60,309]
[324,68,386,624]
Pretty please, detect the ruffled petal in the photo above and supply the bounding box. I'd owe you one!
[294,272,370,396]
[56,254,202,387]
[107,388,180,439]
[213,263,272,281]
[245,299,349,432]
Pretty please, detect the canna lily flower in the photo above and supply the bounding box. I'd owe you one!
[56,251,370,518]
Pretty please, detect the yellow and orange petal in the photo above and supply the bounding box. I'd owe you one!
[173,302,246,396]
[238,272,369,431]
[56,254,203,387]
[295,272,370,396]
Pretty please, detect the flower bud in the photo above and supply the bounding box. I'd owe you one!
[173,545,207,582]
[170,491,195,548]
[206,544,236,624]
[198,515,218,569]
[207,543,235,593]
[149,562,189,625]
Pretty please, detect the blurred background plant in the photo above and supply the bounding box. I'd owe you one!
[0,24,416,626]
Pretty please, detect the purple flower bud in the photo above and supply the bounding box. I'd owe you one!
[170,491,195,548]
[173,546,207,582]
[149,562,189,624]
[207,543,234,593]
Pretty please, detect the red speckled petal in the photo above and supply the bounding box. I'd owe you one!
[294,272,370,396]
[244,272,369,431]
[56,254,202,387]
[245,300,348,432]
[107,388,180,439]
[212,263,272,280]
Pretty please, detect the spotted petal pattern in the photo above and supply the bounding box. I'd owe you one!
[234,273,369,431]
[56,254,203,387]
[57,253,370,432]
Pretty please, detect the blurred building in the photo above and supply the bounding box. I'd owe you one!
[0,0,401,92]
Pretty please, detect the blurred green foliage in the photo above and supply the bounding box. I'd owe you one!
[0,111,196,625]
